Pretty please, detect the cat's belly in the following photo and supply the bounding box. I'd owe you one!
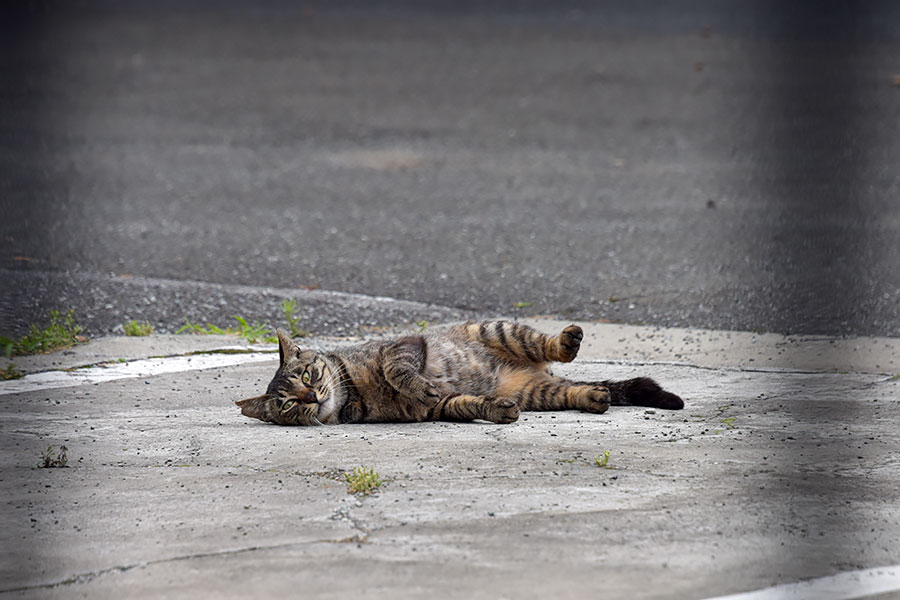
[427,371,497,398]
[422,340,500,397]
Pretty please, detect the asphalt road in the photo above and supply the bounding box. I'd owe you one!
[3,1,900,338]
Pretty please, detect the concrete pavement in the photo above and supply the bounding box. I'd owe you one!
[1,318,898,598]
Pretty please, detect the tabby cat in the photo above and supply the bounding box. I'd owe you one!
[237,320,683,426]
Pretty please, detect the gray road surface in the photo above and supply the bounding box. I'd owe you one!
[2,1,900,338]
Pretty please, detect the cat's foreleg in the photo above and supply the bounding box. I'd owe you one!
[459,320,584,364]
[381,336,443,406]
[427,395,520,424]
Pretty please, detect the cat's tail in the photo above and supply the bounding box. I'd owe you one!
[579,377,684,410]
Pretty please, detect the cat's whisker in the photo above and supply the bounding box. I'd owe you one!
[323,371,345,389]
[323,378,352,393]
[304,405,324,426]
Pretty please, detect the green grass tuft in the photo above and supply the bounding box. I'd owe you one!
[176,316,277,344]
[123,320,154,336]
[232,315,277,343]
[175,318,208,336]
[594,450,613,469]
[344,466,383,495]
[513,301,532,309]
[0,309,85,357]
[1,363,24,380]
[281,298,309,338]
[39,445,68,468]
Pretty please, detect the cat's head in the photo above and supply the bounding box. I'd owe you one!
[236,330,338,426]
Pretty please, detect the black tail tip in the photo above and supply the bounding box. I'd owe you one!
[625,377,684,410]
[655,390,684,410]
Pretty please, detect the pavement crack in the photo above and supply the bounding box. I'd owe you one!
[578,357,873,376]
[20,348,276,377]
[329,503,371,543]
[0,537,367,594]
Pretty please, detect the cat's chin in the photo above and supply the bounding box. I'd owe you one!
[315,393,339,424]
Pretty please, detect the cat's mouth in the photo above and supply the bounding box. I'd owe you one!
[313,388,337,424]
[306,411,324,426]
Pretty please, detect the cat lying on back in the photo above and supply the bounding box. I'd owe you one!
[237,320,684,426]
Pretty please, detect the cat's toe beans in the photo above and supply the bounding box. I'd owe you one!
[557,326,583,361]
[563,325,583,342]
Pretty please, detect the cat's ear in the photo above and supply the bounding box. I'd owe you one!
[276,328,301,367]
[236,395,272,422]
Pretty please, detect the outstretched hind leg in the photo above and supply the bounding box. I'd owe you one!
[457,320,585,365]
[495,370,610,414]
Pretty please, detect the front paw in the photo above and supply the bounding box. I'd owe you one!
[484,397,520,424]
[556,325,583,362]
[413,381,445,407]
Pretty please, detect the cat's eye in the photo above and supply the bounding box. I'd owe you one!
[281,400,296,412]
[301,370,311,384]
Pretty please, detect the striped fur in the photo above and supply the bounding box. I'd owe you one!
[236,321,684,426]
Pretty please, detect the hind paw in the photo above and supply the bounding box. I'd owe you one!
[484,397,520,424]
[556,325,583,362]
[579,387,610,414]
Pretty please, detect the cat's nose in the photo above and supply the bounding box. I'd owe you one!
[305,390,318,403]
